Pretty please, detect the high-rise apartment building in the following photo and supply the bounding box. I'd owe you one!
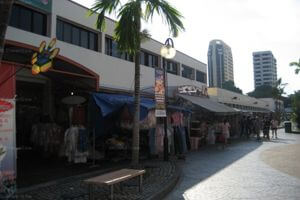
[207,40,234,88]
[252,51,277,88]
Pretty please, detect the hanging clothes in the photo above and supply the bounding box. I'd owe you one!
[155,125,164,154]
[148,128,156,155]
[179,127,188,153]
[64,126,89,163]
[173,127,183,154]
[184,126,191,150]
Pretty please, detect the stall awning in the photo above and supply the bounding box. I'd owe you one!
[177,94,237,114]
[92,93,155,120]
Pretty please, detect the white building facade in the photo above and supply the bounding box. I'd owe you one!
[252,51,277,88]
[4,0,207,93]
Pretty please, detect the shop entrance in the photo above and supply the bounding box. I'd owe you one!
[2,41,100,188]
[15,75,91,188]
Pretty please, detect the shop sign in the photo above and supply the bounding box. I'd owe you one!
[31,38,60,75]
[18,0,52,13]
[178,85,208,97]
[154,68,166,117]
[0,100,13,113]
[0,99,16,199]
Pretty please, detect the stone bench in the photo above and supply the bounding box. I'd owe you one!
[83,168,145,200]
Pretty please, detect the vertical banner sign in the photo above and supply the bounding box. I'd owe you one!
[155,68,166,117]
[0,99,16,199]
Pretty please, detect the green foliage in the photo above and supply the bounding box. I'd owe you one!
[89,0,185,55]
[291,90,300,128]
[290,58,300,74]
[222,80,243,94]
[248,84,273,98]
[271,78,287,99]
[248,78,287,99]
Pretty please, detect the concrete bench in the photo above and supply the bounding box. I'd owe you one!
[83,168,145,200]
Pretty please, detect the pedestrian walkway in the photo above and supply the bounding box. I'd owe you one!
[165,129,300,200]
[17,160,179,200]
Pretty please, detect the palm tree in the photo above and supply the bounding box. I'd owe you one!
[89,0,184,165]
[0,0,14,64]
[272,78,287,122]
[290,59,300,74]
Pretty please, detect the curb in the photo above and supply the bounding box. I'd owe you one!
[146,161,181,200]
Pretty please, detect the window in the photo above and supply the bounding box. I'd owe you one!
[63,23,72,43]
[263,78,271,80]
[105,37,133,62]
[196,70,207,83]
[57,19,98,51]
[9,4,47,36]
[56,20,63,40]
[140,51,158,68]
[72,27,80,46]
[182,65,195,80]
[33,12,46,35]
[263,73,272,77]
[163,59,178,75]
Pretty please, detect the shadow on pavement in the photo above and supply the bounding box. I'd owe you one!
[165,138,263,200]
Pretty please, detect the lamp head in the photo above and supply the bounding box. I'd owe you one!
[160,38,176,59]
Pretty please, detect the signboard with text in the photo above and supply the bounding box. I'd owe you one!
[0,99,16,199]
[18,0,52,13]
[155,68,166,117]
[177,85,208,97]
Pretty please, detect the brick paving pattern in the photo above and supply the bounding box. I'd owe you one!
[165,129,300,200]
[17,161,177,200]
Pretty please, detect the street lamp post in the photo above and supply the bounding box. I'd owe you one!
[160,38,176,161]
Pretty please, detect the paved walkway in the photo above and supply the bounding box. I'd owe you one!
[17,160,178,200]
[165,129,300,200]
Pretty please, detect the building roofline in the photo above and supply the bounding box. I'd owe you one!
[67,0,206,65]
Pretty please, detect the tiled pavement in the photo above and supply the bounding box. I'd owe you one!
[165,129,300,200]
[17,160,178,200]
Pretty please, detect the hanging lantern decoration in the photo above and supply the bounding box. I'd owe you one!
[31,38,60,75]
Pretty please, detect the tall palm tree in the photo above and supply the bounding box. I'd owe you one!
[290,59,300,74]
[272,78,287,122]
[0,0,14,65]
[89,0,184,165]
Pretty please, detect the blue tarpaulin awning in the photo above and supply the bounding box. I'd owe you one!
[92,93,155,120]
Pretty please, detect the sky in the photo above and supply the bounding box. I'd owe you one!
[73,0,300,95]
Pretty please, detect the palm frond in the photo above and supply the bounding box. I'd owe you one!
[290,62,300,67]
[144,0,185,37]
[114,1,142,55]
[89,0,121,31]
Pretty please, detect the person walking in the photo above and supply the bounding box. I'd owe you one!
[222,119,231,149]
[239,116,246,138]
[263,117,271,140]
[271,118,279,139]
[254,116,261,141]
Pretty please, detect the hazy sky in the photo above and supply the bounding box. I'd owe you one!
[74,0,300,95]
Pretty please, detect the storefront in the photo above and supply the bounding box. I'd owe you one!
[0,40,99,192]
[89,93,192,161]
[171,85,239,149]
